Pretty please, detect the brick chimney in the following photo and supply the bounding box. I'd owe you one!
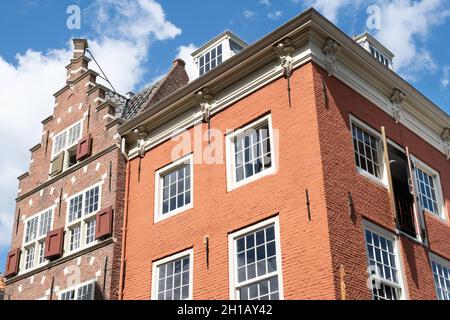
[66,38,91,83]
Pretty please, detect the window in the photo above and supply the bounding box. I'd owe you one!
[51,120,83,171]
[154,154,193,223]
[199,44,223,76]
[59,280,95,300]
[21,208,54,272]
[369,45,391,68]
[66,184,101,254]
[413,160,444,219]
[364,225,404,300]
[229,217,283,300]
[152,249,193,300]
[431,257,450,300]
[226,115,276,191]
[351,121,382,180]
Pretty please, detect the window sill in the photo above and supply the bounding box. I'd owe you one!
[227,167,277,193]
[356,168,388,190]
[154,203,193,224]
[423,209,448,225]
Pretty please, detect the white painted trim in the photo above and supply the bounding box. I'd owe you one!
[151,248,194,300]
[57,279,96,300]
[225,114,277,192]
[362,219,408,300]
[349,115,389,189]
[154,153,194,224]
[411,156,447,222]
[51,119,84,159]
[64,182,103,256]
[228,216,284,300]
[20,206,56,274]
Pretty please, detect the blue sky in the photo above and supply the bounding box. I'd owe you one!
[0,0,449,270]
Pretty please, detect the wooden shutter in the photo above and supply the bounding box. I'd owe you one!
[76,134,92,162]
[95,206,113,240]
[50,152,65,176]
[44,228,64,259]
[4,248,21,277]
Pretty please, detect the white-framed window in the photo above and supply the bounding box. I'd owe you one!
[350,116,388,187]
[226,114,277,191]
[51,120,83,170]
[363,221,405,300]
[369,45,392,68]
[151,249,194,300]
[58,280,96,300]
[199,44,223,76]
[229,216,283,300]
[430,254,450,300]
[65,183,101,254]
[412,158,445,220]
[21,207,54,272]
[154,154,193,223]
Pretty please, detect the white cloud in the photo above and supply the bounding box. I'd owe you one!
[302,0,352,23]
[373,0,450,80]
[243,10,256,19]
[176,43,199,81]
[268,10,283,20]
[259,0,271,6]
[0,0,181,255]
[442,67,450,87]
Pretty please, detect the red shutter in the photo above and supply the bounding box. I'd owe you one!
[4,248,21,278]
[95,206,113,240]
[44,228,64,260]
[76,134,92,162]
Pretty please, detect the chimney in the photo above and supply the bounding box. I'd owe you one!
[73,38,88,59]
[66,38,91,83]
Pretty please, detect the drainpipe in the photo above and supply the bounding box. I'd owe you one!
[118,157,131,300]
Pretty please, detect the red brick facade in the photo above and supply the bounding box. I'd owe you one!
[121,62,449,300]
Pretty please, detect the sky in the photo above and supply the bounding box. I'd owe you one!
[0,0,449,270]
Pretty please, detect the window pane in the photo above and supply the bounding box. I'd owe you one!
[364,229,401,300]
[68,123,82,146]
[352,123,381,179]
[161,163,191,215]
[84,186,100,215]
[38,210,52,237]
[432,261,450,300]
[85,219,96,245]
[25,217,38,243]
[415,168,439,215]
[239,277,280,301]
[234,122,272,183]
[156,256,190,300]
[69,195,83,223]
[70,226,81,251]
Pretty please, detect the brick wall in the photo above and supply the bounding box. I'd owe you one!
[123,63,336,300]
[311,63,449,300]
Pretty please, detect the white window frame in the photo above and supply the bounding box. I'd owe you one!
[151,249,194,300]
[363,220,407,300]
[411,156,446,221]
[51,119,84,171]
[350,115,389,188]
[64,182,102,256]
[228,216,284,300]
[20,206,55,274]
[226,114,277,192]
[198,44,223,76]
[58,279,96,300]
[430,253,450,300]
[154,154,194,223]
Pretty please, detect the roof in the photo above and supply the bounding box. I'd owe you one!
[191,30,248,58]
[121,83,160,120]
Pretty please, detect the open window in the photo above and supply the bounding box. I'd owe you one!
[387,145,417,237]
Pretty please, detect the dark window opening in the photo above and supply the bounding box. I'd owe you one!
[388,146,416,237]
[67,146,78,168]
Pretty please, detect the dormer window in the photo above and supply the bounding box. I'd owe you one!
[354,33,394,70]
[199,44,223,76]
[192,31,247,79]
[369,45,391,68]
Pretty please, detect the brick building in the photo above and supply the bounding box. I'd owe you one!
[118,8,449,300]
[3,39,188,300]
